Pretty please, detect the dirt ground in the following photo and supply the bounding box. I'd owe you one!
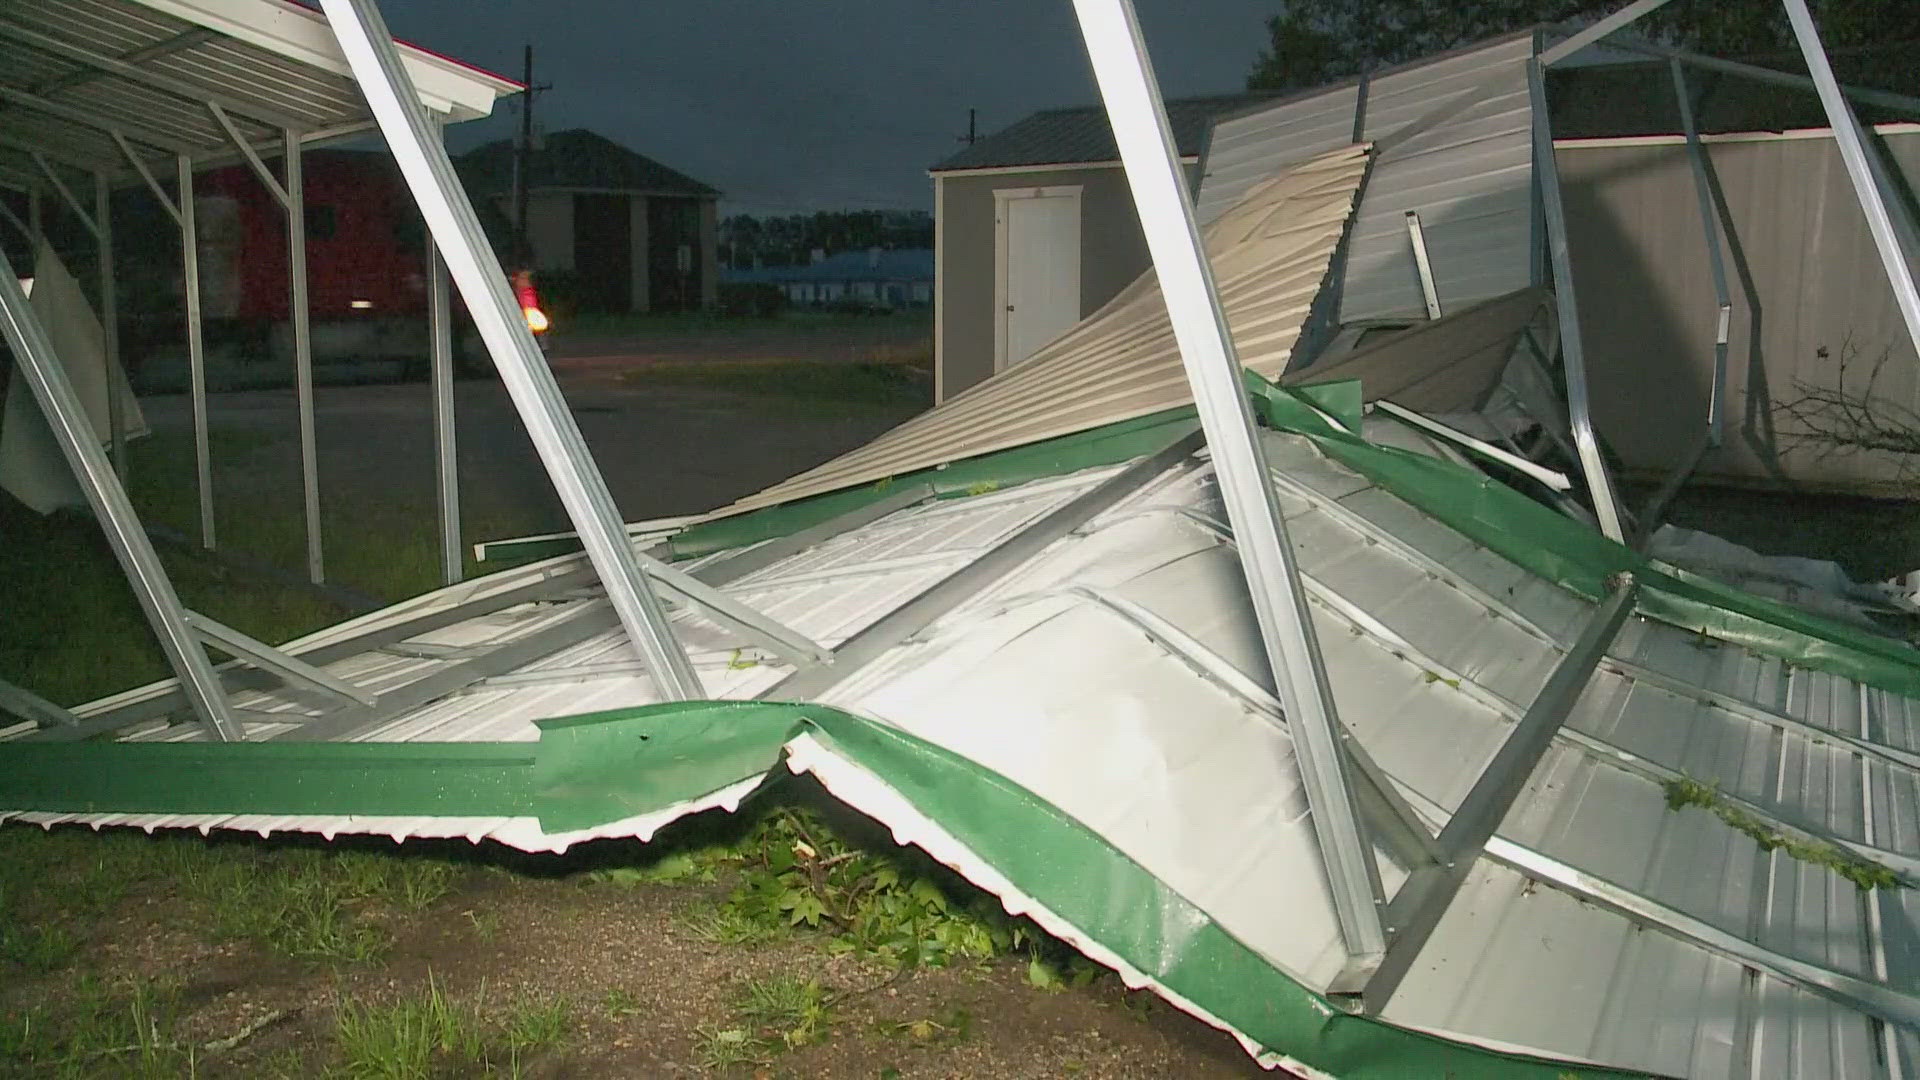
[0,809,1273,1080]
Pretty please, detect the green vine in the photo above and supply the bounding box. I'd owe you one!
[1661,776,1905,891]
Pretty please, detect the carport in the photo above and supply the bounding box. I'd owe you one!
[0,0,822,741]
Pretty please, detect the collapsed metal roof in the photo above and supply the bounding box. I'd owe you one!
[6,2,1920,1077]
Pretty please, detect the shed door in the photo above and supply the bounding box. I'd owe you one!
[997,187,1081,369]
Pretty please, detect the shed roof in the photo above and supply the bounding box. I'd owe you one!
[455,128,718,199]
[930,93,1278,173]
[0,0,518,190]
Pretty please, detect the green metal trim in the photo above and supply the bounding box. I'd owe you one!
[668,409,1204,558]
[0,702,796,831]
[1251,379,1920,698]
[0,699,1641,1075]
[796,710,1644,1079]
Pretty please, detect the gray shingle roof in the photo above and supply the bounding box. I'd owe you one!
[930,93,1279,173]
[456,129,718,197]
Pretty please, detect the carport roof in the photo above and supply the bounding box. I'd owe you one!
[0,0,519,191]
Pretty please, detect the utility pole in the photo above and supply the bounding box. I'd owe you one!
[957,108,977,146]
[512,45,552,268]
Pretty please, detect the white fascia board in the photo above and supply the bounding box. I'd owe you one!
[132,0,519,121]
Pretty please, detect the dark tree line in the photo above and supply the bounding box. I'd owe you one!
[720,210,933,269]
[1246,1,1920,94]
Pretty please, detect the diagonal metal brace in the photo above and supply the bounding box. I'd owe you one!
[184,611,378,708]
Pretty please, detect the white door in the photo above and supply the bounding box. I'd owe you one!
[996,187,1081,369]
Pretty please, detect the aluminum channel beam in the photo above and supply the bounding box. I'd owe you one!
[429,237,459,586]
[1362,577,1638,1010]
[0,677,78,729]
[1403,211,1442,319]
[0,245,241,742]
[1567,32,1920,117]
[1537,0,1678,66]
[182,610,376,708]
[94,171,124,477]
[1781,0,1920,364]
[1371,401,1573,492]
[1070,0,1387,966]
[1528,56,1627,543]
[179,154,214,549]
[284,129,323,584]
[316,0,701,700]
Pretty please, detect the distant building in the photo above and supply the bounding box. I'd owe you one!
[456,129,720,313]
[927,94,1276,401]
[726,248,933,310]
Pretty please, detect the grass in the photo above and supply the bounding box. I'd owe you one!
[617,357,931,418]
[732,973,831,1048]
[331,976,570,1080]
[0,976,191,1080]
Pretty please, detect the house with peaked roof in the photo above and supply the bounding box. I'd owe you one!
[457,129,720,313]
[928,94,1277,402]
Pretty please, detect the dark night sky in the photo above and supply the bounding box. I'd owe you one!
[379,1,1281,217]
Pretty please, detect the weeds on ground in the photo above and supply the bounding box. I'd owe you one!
[331,975,570,1080]
[0,976,190,1080]
[1663,775,1905,890]
[733,973,832,1049]
[174,844,456,962]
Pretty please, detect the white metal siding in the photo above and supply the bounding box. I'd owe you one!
[1196,36,1537,325]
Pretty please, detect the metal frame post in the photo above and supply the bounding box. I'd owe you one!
[429,237,459,585]
[179,154,215,549]
[316,0,702,699]
[94,170,124,477]
[1537,0,1678,66]
[1780,0,1920,361]
[0,245,241,741]
[1528,56,1627,543]
[1069,0,1387,968]
[284,129,324,585]
[1404,210,1442,319]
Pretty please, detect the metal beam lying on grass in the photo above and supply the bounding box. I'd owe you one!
[317,0,702,699]
[1070,0,1389,972]
[0,245,242,743]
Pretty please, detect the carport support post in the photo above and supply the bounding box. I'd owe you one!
[0,245,241,742]
[94,171,124,477]
[179,154,215,549]
[1069,0,1388,973]
[318,0,703,699]
[1781,0,1920,360]
[429,236,460,586]
[285,130,324,585]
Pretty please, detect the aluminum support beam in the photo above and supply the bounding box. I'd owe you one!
[1672,59,1732,446]
[1588,35,1920,118]
[0,197,26,239]
[0,677,78,729]
[1538,0,1678,66]
[317,0,702,700]
[1529,57,1627,543]
[95,171,124,477]
[208,104,289,208]
[1070,0,1388,967]
[32,154,97,239]
[1404,211,1442,319]
[183,610,376,707]
[429,240,459,585]
[113,134,179,226]
[179,154,215,549]
[284,130,324,584]
[1372,401,1572,491]
[1363,579,1636,1010]
[1782,0,1920,363]
[0,245,241,742]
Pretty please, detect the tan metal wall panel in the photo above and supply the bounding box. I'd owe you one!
[1562,132,1920,493]
[720,144,1369,517]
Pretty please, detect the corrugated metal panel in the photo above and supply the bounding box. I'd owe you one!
[0,0,515,176]
[707,143,1368,517]
[1194,35,1537,325]
[1561,130,1920,492]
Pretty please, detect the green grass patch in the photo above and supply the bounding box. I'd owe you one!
[618,358,930,417]
[331,975,570,1080]
[0,975,189,1080]
[1662,775,1906,890]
